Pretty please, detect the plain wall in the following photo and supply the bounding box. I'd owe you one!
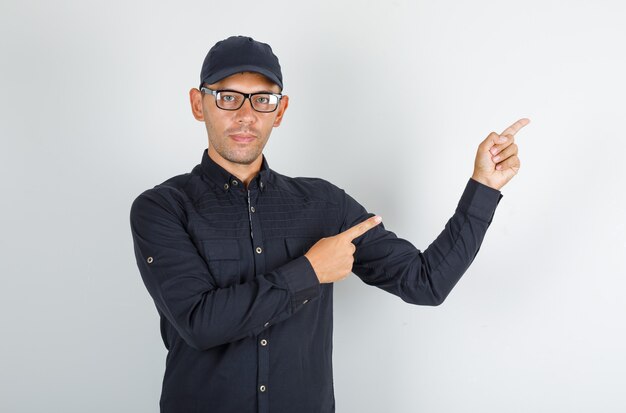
[1,0,625,411]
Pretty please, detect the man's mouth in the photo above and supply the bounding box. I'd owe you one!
[229,133,257,143]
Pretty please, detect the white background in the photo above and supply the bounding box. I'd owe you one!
[2,0,625,412]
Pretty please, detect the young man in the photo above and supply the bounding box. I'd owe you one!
[130,35,529,413]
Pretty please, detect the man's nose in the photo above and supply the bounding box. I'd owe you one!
[235,98,257,123]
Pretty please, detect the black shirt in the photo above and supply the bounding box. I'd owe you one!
[129,148,503,413]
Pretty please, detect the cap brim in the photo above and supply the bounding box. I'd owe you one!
[202,65,283,90]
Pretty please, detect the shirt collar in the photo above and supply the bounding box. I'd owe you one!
[200,148,271,192]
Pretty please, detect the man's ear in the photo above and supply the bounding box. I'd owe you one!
[272,95,289,127]
[189,88,204,121]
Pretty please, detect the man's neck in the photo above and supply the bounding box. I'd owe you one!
[207,147,262,188]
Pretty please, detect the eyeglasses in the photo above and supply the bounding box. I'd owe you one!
[200,87,282,113]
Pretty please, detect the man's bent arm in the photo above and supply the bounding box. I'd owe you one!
[129,189,320,351]
[343,177,503,305]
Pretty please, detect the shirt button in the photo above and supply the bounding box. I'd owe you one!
[250,206,256,213]
[146,257,153,264]
[303,299,309,305]
[260,181,264,189]
[223,183,229,190]
[256,247,263,254]
[260,339,268,346]
[231,179,238,186]
[264,322,270,328]
[259,385,266,392]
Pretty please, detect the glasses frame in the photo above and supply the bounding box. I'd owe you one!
[200,86,283,113]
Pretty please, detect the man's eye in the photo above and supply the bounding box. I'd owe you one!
[221,94,237,102]
[254,96,270,104]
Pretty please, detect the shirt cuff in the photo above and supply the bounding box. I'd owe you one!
[277,255,321,311]
[456,178,504,224]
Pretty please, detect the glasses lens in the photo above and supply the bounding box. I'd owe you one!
[216,91,245,110]
[250,94,279,112]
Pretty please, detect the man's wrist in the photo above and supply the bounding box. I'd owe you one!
[471,175,501,191]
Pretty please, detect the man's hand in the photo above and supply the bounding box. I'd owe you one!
[304,215,383,283]
[472,118,531,190]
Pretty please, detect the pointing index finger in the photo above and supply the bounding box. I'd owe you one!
[341,215,382,241]
[500,118,531,137]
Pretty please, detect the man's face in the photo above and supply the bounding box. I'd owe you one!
[191,71,289,167]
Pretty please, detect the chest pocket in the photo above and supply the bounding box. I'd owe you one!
[202,239,241,288]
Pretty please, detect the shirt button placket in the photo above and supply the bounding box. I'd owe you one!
[257,332,270,412]
[249,186,269,413]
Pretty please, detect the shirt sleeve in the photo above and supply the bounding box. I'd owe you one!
[129,188,320,351]
[341,177,503,305]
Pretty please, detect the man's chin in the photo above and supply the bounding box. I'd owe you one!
[209,141,265,166]
[222,151,262,166]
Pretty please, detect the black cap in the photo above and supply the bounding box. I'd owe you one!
[199,36,283,90]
